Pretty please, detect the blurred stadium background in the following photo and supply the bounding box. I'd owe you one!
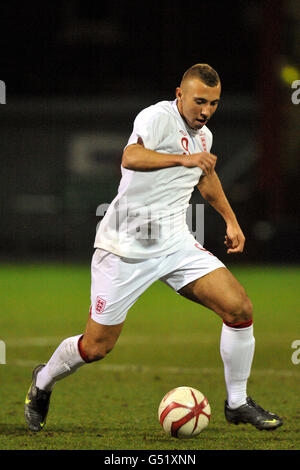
[0,0,299,264]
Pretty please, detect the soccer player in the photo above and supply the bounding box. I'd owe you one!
[25,64,282,432]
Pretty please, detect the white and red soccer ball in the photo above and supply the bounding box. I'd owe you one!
[158,386,211,438]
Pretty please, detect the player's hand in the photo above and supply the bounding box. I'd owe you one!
[182,152,217,175]
[224,222,245,254]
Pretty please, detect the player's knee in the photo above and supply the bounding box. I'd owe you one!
[223,295,253,325]
[81,340,114,363]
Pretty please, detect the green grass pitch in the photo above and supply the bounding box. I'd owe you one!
[0,263,299,450]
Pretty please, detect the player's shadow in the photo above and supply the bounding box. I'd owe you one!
[0,423,100,436]
[0,423,30,436]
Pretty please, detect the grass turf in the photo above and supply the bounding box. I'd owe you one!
[0,263,299,450]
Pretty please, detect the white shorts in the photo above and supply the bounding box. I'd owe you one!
[90,234,225,325]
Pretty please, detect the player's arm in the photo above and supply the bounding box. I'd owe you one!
[122,142,183,171]
[197,171,245,253]
[122,140,217,174]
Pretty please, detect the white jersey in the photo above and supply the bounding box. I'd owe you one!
[94,99,213,258]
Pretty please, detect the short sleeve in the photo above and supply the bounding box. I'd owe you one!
[126,109,169,151]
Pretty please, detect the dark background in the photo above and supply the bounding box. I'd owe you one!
[0,0,299,263]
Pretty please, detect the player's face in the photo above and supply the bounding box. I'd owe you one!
[176,79,221,130]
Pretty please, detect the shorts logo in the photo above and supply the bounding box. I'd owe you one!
[95,296,106,314]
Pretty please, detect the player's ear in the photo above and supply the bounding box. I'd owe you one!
[176,87,183,101]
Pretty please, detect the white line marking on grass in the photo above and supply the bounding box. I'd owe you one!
[6,337,63,347]
[6,334,294,348]
[6,337,300,378]
[6,335,217,347]
[10,359,298,378]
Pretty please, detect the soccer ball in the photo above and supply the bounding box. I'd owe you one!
[158,386,211,439]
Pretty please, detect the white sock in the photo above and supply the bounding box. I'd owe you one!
[36,334,86,391]
[220,323,255,409]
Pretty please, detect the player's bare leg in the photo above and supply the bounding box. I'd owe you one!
[178,267,252,325]
[79,317,124,362]
[25,317,124,431]
[178,267,282,430]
